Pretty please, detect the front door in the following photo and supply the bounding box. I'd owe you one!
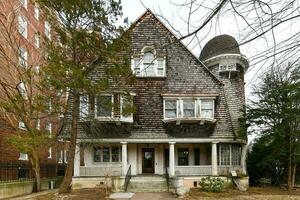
[142,148,155,173]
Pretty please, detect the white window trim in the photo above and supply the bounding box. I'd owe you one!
[20,0,27,9]
[36,119,40,130]
[19,153,28,160]
[46,123,52,138]
[163,98,215,120]
[34,33,40,48]
[58,150,63,163]
[94,94,114,119]
[131,55,166,78]
[18,121,26,130]
[44,21,51,40]
[48,147,52,159]
[34,3,39,20]
[163,98,178,119]
[18,15,27,38]
[19,47,28,68]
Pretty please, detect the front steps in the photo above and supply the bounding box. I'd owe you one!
[126,175,171,192]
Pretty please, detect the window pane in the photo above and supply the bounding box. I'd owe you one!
[144,64,155,76]
[220,144,230,165]
[143,52,154,63]
[80,95,89,119]
[121,95,132,118]
[183,100,195,117]
[103,147,110,162]
[178,148,189,166]
[157,59,165,76]
[231,144,241,165]
[165,100,177,118]
[201,100,214,118]
[96,96,112,117]
[94,147,101,162]
[112,147,120,162]
[201,100,213,109]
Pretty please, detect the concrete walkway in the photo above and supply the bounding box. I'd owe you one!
[9,189,58,200]
[131,192,177,200]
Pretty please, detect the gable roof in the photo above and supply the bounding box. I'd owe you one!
[128,9,223,85]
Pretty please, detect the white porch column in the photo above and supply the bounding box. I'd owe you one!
[169,142,176,177]
[241,144,248,175]
[121,142,128,176]
[211,142,218,176]
[74,142,80,177]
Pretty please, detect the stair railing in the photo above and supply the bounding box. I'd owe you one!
[124,165,131,192]
[165,167,170,192]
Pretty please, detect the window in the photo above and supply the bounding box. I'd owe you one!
[34,3,39,20]
[20,0,27,9]
[95,95,112,117]
[178,148,189,166]
[120,95,133,120]
[94,147,101,162]
[201,100,214,119]
[18,15,27,38]
[219,63,236,71]
[64,150,68,163]
[19,47,27,67]
[143,52,155,76]
[17,81,27,99]
[48,147,52,159]
[79,95,89,120]
[18,121,26,130]
[183,100,195,118]
[58,150,63,163]
[194,148,200,165]
[164,98,215,120]
[35,65,40,74]
[131,47,166,77]
[112,147,120,162]
[219,144,230,165]
[165,100,177,118]
[19,153,28,160]
[102,147,110,162]
[44,21,51,40]
[46,123,52,137]
[231,144,241,165]
[34,33,40,48]
[36,119,40,130]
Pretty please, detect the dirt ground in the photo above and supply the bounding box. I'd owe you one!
[14,186,300,200]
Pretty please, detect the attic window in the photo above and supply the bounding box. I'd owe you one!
[131,46,166,77]
[219,63,237,72]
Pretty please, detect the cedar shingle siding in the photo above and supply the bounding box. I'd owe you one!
[63,10,246,141]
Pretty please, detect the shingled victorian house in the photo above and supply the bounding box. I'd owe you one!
[70,9,249,191]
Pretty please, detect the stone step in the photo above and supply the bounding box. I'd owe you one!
[126,176,171,192]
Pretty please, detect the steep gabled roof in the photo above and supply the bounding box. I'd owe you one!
[127,9,223,85]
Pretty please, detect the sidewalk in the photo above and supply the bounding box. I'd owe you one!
[9,189,58,200]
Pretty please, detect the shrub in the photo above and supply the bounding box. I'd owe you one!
[198,177,225,193]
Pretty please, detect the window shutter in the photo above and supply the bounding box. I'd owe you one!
[157,58,165,76]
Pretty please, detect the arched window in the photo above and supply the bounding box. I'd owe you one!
[143,51,155,76]
[131,46,166,77]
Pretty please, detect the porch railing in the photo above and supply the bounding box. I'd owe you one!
[124,165,131,192]
[80,165,122,177]
[175,165,212,176]
[218,166,242,176]
[165,167,170,192]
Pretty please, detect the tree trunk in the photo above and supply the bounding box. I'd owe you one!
[59,93,79,194]
[291,164,296,188]
[287,135,292,190]
[29,153,41,192]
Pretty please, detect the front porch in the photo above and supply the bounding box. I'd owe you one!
[73,140,247,178]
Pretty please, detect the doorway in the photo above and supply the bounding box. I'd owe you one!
[142,148,155,173]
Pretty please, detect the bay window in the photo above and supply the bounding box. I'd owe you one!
[163,98,214,120]
[95,95,113,118]
[164,100,177,118]
[183,100,195,118]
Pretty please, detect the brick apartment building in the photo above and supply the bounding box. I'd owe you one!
[0,0,66,181]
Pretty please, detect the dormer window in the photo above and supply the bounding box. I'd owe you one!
[131,46,166,77]
[219,63,237,71]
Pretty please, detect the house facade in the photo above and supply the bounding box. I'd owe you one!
[71,10,249,190]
